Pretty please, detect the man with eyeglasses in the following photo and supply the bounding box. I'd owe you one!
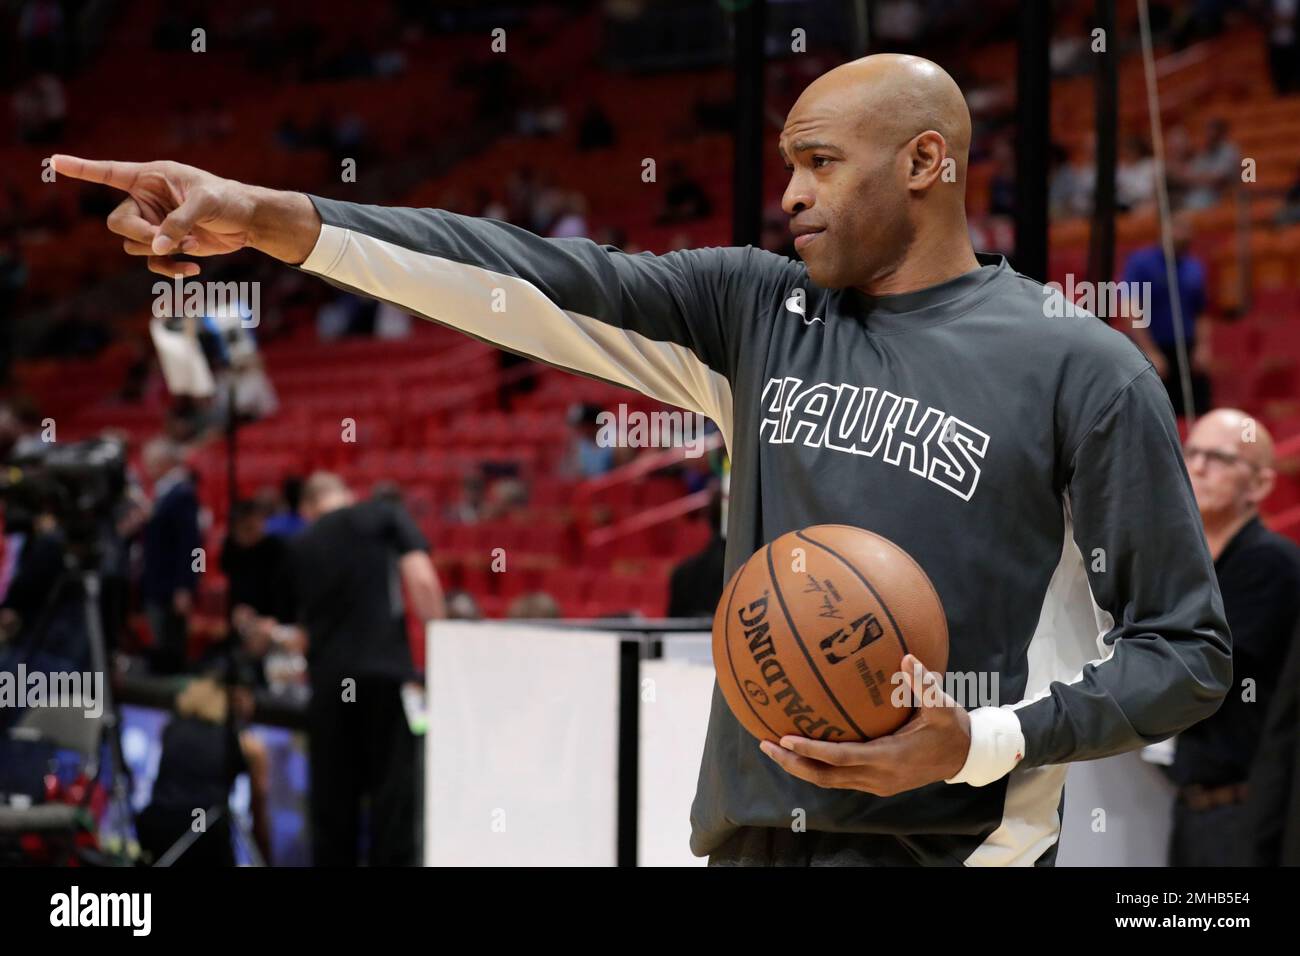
[1168,408,1300,866]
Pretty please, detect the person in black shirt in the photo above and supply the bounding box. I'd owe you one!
[219,498,287,617]
[135,677,269,866]
[667,484,726,618]
[1169,409,1300,866]
[243,472,445,866]
[1247,614,1300,865]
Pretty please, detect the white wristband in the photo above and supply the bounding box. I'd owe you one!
[944,706,1026,787]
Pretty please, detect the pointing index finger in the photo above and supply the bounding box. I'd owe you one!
[50,155,141,191]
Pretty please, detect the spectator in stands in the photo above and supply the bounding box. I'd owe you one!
[1162,125,1195,210]
[547,191,590,239]
[1268,0,1299,94]
[1182,119,1240,211]
[529,186,563,235]
[220,499,287,619]
[577,101,616,151]
[275,115,305,151]
[592,224,629,251]
[496,349,539,410]
[1121,211,1211,417]
[11,72,66,144]
[480,476,529,522]
[452,55,521,123]
[445,590,483,621]
[1167,409,1300,866]
[504,166,542,228]
[446,473,486,525]
[1167,0,1230,49]
[515,88,567,138]
[17,0,66,72]
[1048,137,1094,219]
[668,484,726,618]
[169,101,233,148]
[141,437,201,675]
[475,187,509,222]
[262,476,306,538]
[316,291,376,340]
[245,471,444,865]
[691,78,734,135]
[657,161,713,224]
[1116,136,1157,212]
[873,0,925,51]
[329,111,368,167]
[1274,162,1300,226]
[558,403,614,479]
[987,138,1016,218]
[507,592,560,620]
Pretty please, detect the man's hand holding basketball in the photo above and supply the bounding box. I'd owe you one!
[760,654,973,796]
[49,155,320,274]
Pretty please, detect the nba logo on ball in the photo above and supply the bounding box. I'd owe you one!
[712,525,949,742]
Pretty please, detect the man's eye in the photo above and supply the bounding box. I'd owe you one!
[813,156,832,168]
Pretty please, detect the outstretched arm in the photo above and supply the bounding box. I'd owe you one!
[50,155,783,443]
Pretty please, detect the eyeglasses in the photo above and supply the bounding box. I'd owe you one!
[1183,445,1260,471]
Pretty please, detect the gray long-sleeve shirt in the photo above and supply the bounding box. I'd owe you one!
[295,196,1232,865]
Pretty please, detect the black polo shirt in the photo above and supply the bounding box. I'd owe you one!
[278,498,428,683]
[1170,516,1300,788]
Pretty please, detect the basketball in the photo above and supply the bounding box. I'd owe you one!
[713,524,949,743]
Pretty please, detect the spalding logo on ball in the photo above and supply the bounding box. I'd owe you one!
[712,524,949,743]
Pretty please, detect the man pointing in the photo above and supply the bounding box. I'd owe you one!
[51,53,1230,866]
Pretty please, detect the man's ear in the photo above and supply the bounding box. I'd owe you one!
[1250,466,1277,507]
[908,130,949,192]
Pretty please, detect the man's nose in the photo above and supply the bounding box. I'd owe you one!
[781,177,812,217]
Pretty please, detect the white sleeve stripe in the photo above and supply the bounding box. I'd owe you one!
[299,223,735,453]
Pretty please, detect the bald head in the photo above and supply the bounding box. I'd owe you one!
[799,54,972,171]
[1190,408,1275,469]
[301,470,353,520]
[779,54,977,291]
[1185,408,1275,523]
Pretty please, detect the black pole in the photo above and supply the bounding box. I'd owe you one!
[732,0,766,247]
[1088,0,1118,289]
[222,375,245,861]
[615,638,640,866]
[227,377,238,531]
[1014,0,1051,281]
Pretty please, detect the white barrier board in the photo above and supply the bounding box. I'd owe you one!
[425,622,621,866]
